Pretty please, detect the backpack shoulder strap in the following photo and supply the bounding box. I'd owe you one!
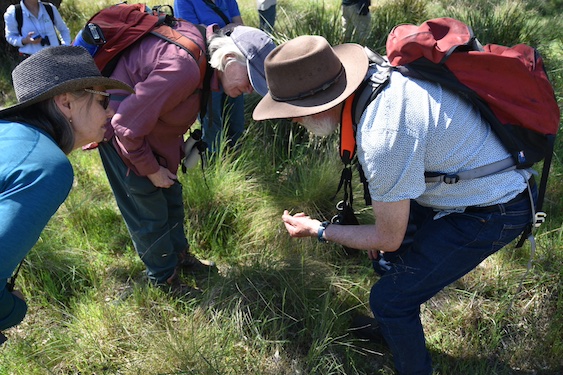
[15,4,23,36]
[342,47,392,163]
[40,2,61,43]
[149,26,205,73]
[194,23,213,119]
[352,49,392,125]
[337,47,392,206]
[150,22,211,116]
[202,0,231,25]
[15,2,56,36]
[41,2,55,24]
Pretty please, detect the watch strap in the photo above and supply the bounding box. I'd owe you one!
[317,221,331,243]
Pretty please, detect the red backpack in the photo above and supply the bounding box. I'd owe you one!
[337,17,560,249]
[73,2,211,115]
[386,18,559,167]
[76,3,206,76]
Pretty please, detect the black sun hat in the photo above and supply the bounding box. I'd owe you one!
[0,46,133,116]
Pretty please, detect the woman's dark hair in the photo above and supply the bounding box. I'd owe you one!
[1,90,92,155]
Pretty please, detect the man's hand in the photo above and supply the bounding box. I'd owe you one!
[282,210,321,238]
[367,249,380,260]
[282,200,411,254]
[147,166,177,188]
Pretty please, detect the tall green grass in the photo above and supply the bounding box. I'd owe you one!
[0,0,561,374]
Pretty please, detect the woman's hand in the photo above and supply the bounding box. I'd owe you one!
[23,32,41,45]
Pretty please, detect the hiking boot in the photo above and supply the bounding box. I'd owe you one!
[155,269,202,297]
[177,250,216,274]
[349,315,387,345]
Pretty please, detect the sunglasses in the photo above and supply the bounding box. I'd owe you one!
[84,88,111,109]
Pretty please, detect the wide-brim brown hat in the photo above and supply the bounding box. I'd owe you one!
[0,46,134,116]
[253,35,369,121]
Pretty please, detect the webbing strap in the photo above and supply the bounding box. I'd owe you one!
[505,175,540,315]
[15,4,22,35]
[331,165,353,203]
[16,2,59,41]
[340,94,356,165]
[333,95,357,205]
[424,156,516,184]
[149,27,206,86]
[150,23,211,118]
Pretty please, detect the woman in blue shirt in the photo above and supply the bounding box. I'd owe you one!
[0,46,132,343]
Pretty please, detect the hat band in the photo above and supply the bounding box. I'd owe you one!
[270,66,344,102]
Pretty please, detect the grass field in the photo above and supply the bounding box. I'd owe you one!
[0,0,562,374]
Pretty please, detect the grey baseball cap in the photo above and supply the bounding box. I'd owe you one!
[230,26,276,96]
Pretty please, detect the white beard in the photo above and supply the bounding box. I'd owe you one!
[300,116,338,137]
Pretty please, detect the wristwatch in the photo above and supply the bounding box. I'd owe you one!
[317,221,331,243]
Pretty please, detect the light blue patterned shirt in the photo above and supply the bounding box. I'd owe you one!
[3,1,71,55]
[356,68,530,210]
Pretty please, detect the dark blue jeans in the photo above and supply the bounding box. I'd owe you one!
[98,142,188,284]
[370,187,536,374]
[202,91,245,153]
[259,5,276,33]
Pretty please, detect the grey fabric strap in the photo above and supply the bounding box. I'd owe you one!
[424,156,516,184]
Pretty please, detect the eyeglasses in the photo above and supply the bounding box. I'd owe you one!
[84,89,111,109]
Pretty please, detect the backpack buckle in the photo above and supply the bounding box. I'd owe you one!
[443,174,460,184]
[534,211,547,228]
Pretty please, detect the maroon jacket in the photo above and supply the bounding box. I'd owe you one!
[106,21,212,176]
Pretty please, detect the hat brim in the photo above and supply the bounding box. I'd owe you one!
[231,25,275,97]
[0,76,133,117]
[252,44,369,121]
[248,63,269,97]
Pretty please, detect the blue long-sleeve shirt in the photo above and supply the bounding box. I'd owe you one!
[3,0,72,55]
[0,121,73,330]
[174,0,241,27]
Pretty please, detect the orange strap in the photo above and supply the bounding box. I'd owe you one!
[340,93,356,165]
[152,24,207,90]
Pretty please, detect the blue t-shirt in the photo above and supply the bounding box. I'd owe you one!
[174,0,241,27]
[0,121,73,330]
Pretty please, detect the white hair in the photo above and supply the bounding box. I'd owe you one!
[208,33,246,71]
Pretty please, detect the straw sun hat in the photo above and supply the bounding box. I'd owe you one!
[252,35,369,121]
[0,46,133,116]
